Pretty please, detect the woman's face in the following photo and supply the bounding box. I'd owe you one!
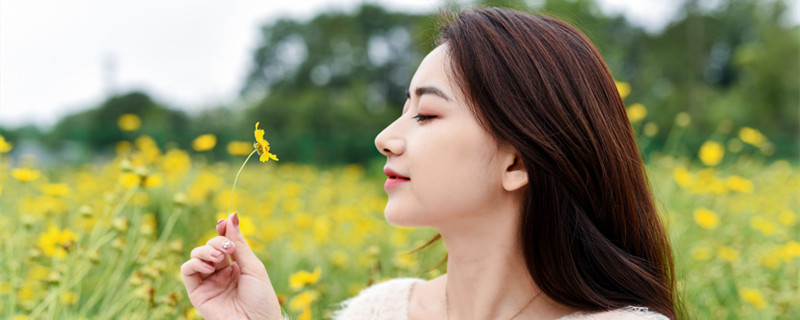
[375,45,511,227]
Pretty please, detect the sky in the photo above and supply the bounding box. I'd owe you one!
[1,0,797,128]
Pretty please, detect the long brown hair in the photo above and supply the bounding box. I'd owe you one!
[437,7,680,318]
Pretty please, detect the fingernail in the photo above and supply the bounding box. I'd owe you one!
[222,240,232,250]
[217,219,224,225]
[210,249,222,258]
[232,212,239,228]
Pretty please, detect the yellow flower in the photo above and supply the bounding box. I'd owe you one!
[35,226,78,259]
[120,172,140,188]
[615,81,631,99]
[739,288,767,309]
[29,265,49,280]
[162,149,191,184]
[394,253,418,269]
[227,141,253,156]
[673,166,693,188]
[693,208,719,229]
[778,241,800,260]
[626,103,647,122]
[778,211,797,226]
[691,246,712,261]
[185,307,202,320]
[60,291,78,305]
[289,267,322,291]
[42,183,71,197]
[294,213,312,229]
[738,127,765,147]
[288,290,318,311]
[717,246,740,263]
[192,134,217,151]
[297,307,312,320]
[11,167,41,182]
[135,135,162,163]
[118,113,141,131]
[750,216,776,236]
[254,122,278,162]
[725,176,753,193]
[143,173,163,188]
[698,141,724,166]
[239,214,256,237]
[0,135,13,153]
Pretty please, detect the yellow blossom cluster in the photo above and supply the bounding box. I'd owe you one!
[655,155,799,318]
[118,114,142,132]
[0,114,796,319]
[0,131,443,319]
[0,134,13,153]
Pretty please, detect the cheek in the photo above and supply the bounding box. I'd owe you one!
[417,151,499,217]
[394,124,501,223]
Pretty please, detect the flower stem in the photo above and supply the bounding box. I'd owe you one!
[228,150,257,214]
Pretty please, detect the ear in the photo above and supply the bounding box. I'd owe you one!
[502,153,528,192]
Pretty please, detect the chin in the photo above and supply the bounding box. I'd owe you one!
[383,202,429,227]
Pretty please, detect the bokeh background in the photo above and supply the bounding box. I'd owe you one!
[1,0,798,319]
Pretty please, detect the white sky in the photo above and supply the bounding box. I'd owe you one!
[1,0,797,128]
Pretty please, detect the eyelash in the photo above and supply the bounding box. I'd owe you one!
[412,114,437,122]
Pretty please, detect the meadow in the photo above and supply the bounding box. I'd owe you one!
[0,110,797,319]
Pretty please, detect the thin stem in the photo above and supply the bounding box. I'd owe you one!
[228,150,258,214]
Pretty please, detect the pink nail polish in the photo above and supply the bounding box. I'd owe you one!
[232,213,239,228]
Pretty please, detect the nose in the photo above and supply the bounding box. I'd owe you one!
[375,118,404,157]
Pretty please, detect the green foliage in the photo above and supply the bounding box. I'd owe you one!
[241,4,436,163]
[43,92,190,162]
[2,0,796,164]
[595,0,798,157]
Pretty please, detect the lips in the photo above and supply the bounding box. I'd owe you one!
[383,168,410,180]
[383,167,410,190]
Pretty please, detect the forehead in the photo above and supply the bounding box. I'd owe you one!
[409,46,456,94]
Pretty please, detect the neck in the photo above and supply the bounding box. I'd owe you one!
[437,200,539,320]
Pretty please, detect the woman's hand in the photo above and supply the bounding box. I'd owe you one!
[181,212,282,320]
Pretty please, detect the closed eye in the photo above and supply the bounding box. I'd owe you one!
[412,114,437,122]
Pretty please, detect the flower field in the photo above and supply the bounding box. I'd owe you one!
[0,124,797,319]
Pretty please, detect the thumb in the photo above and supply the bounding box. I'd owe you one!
[224,212,265,276]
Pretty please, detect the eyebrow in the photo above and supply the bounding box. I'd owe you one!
[406,86,452,102]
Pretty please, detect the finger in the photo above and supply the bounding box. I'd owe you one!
[205,236,236,255]
[202,236,236,269]
[225,212,265,276]
[190,245,227,264]
[181,258,215,290]
[217,218,227,236]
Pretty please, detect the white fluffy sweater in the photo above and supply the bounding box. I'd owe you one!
[331,278,669,320]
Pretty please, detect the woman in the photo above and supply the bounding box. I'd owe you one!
[181,7,680,320]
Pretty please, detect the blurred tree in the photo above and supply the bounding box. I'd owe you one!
[13,0,794,165]
[612,0,798,156]
[46,91,190,154]
[242,4,436,164]
[477,0,799,157]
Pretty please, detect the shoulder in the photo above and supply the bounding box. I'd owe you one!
[330,278,425,320]
[558,306,670,320]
